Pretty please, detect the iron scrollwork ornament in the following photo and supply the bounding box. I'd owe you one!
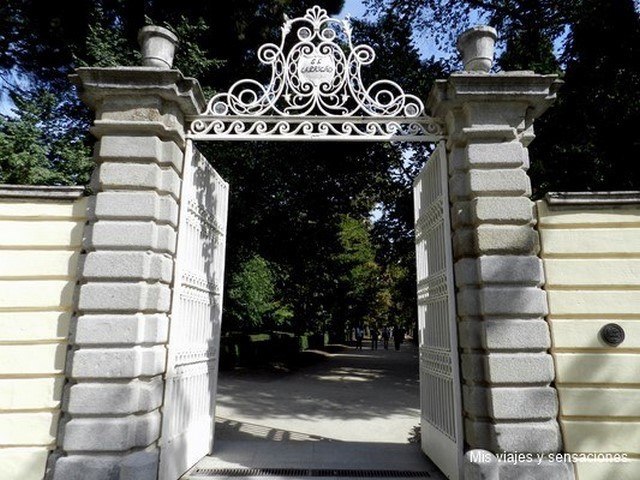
[188,6,444,142]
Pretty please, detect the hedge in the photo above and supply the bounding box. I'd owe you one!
[219,331,327,369]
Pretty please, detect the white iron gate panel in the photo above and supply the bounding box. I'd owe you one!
[159,140,229,480]
[413,142,463,480]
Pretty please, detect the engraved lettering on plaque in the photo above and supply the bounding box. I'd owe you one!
[298,53,335,86]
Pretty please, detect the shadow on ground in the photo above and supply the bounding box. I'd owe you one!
[215,341,420,424]
[184,419,444,479]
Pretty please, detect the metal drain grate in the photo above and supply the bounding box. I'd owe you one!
[190,468,431,478]
[192,469,306,477]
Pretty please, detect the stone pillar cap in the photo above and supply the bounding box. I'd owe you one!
[427,72,562,120]
[70,67,206,115]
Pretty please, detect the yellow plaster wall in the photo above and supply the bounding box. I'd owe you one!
[0,196,86,480]
[538,199,640,480]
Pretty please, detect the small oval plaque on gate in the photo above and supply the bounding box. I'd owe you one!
[600,323,625,347]
[298,53,335,86]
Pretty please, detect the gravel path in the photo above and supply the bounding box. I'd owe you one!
[182,341,446,479]
[215,341,422,444]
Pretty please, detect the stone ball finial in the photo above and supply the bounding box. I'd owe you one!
[457,26,498,73]
[138,25,179,69]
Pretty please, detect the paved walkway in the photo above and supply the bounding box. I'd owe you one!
[184,341,445,479]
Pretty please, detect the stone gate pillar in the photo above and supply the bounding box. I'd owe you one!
[428,73,573,479]
[48,67,204,479]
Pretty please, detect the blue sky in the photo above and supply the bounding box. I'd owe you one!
[339,0,567,65]
[340,0,450,61]
[341,0,369,18]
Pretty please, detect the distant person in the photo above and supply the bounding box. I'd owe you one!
[370,326,379,350]
[392,325,403,351]
[355,324,364,350]
[382,326,390,350]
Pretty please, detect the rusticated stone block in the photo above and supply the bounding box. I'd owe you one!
[120,450,159,480]
[65,377,164,414]
[472,197,534,225]
[452,197,534,228]
[70,346,165,378]
[85,221,176,253]
[92,191,178,227]
[463,386,558,420]
[450,173,469,201]
[97,98,185,135]
[455,255,544,287]
[475,225,539,254]
[51,450,160,480]
[82,251,173,283]
[470,169,531,196]
[74,313,168,345]
[464,418,562,453]
[97,162,181,199]
[480,286,548,316]
[62,411,161,451]
[458,319,551,350]
[453,225,540,256]
[483,319,550,350]
[466,142,529,169]
[52,453,121,480]
[97,135,183,172]
[78,282,171,312]
[457,286,548,317]
[461,352,555,384]
[452,229,477,258]
[450,169,531,201]
[499,459,575,480]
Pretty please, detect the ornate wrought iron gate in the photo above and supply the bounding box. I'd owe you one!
[159,141,229,480]
[155,6,458,479]
[413,143,463,480]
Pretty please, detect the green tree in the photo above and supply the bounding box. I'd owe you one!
[331,215,382,337]
[531,0,640,193]
[0,1,345,185]
[0,1,442,341]
[365,0,572,63]
[0,85,92,185]
[366,0,640,194]
[226,255,292,332]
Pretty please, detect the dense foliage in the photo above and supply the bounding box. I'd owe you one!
[529,0,640,193]
[1,0,637,339]
[226,255,293,333]
[367,0,640,193]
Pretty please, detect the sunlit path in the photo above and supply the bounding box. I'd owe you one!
[183,342,445,479]
[217,342,421,443]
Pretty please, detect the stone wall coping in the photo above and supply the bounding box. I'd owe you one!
[545,191,640,207]
[71,67,206,115]
[0,184,86,200]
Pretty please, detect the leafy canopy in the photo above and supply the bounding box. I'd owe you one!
[1,0,637,337]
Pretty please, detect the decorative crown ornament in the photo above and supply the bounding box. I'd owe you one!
[188,6,443,141]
